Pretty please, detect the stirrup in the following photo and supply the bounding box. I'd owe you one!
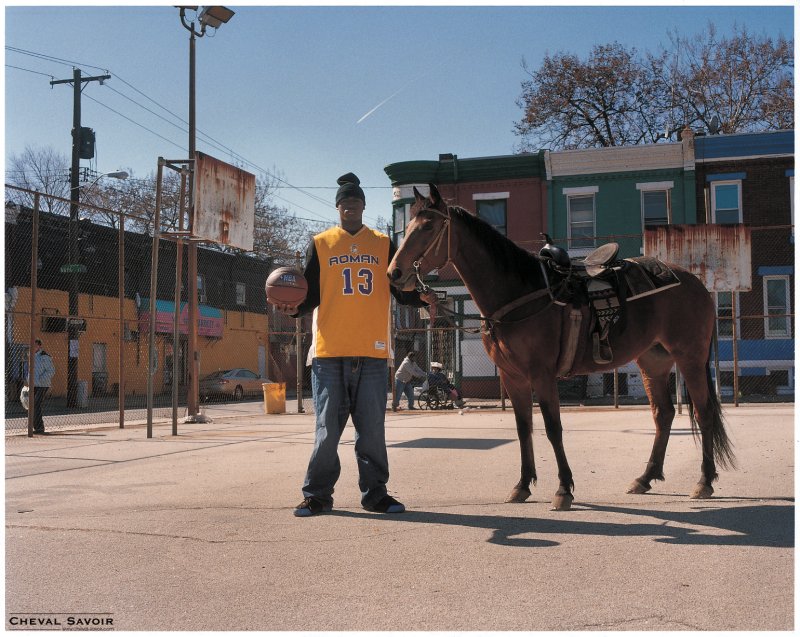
[593,333,613,364]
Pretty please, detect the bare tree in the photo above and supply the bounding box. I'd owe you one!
[514,24,793,150]
[515,43,662,150]
[5,146,328,261]
[664,23,794,135]
[6,145,71,214]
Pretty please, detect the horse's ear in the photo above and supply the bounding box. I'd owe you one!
[429,183,442,205]
[413,186,426,203]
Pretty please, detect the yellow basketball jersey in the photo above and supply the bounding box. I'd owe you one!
[311,225,393,358]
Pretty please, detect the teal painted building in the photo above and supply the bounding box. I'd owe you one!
[545,128,698,259]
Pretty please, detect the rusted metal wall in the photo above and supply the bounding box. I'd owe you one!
[644,224,752,292]
[193,151,255,251]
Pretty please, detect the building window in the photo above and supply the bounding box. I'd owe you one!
[763,276,791,338]
[475,199,507,236]
[711,180,742,224]
[716,291,738,339]
[642,190,669,228]
[567,194,596,249]
[393,202,409,245]
[637,181,673,229]
[197,274,206,304]
[789,174,794,241]
[236,282,246,306]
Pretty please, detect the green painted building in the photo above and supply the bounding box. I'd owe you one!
[545,128,697,259]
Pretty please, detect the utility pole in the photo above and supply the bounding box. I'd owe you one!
[51,68,110,407]
[186,22,200,419]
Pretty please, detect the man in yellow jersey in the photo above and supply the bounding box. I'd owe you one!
[270,173,436,517]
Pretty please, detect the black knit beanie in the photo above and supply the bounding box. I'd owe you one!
[335,172,365,205]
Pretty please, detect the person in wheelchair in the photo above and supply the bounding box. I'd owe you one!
[425,362,466,409]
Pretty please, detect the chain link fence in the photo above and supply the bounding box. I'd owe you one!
[4,185,283,438]
[393,225,794,407]
[5,187,793,437]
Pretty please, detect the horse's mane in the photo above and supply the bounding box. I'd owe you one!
[447,205,543,285]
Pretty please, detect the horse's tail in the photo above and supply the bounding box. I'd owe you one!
[686,353,736,471]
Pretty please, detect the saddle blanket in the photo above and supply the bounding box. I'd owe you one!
[555,257,680,378]
[621,257,681,300]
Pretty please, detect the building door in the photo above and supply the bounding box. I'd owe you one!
[92,343,108,396]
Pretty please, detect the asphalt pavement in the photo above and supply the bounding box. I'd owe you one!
[4,403,794,631]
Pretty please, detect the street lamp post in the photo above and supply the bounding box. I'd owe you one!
[82,170,129,191]
[178,6,234,421]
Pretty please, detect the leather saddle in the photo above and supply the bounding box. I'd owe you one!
[539,234,622,278]
[539,235,625,365]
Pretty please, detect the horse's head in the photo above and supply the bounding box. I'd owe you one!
[387,183,452,291]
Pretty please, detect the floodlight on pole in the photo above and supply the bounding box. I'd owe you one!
[198,6,235,29]
[176,4,235,424]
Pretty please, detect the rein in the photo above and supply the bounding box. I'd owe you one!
[409,205,556,334]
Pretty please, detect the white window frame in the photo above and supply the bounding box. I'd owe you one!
[235,282,246,307]
[710,180,743,224]
[763,275,792,339]
[636,181,673,229]
[563,186,598,254]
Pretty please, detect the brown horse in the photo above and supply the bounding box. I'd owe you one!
[388,184,734,510]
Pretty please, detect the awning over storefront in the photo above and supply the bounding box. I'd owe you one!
[138,299,223,338]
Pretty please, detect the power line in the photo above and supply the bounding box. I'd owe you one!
[5,45,108,73]
[82,91,187,153]
[6,45,385,224]
[5,64,54,79]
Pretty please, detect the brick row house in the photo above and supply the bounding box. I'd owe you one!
[693,131,794,396]
[385,129,794,400]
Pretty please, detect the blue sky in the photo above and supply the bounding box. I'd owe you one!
[4,3,794,230]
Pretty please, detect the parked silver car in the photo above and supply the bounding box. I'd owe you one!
[199,368,272,401]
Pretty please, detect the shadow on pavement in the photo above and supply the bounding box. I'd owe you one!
[330,501,794,549]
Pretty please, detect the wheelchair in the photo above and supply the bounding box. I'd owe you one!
[418,385,455,410]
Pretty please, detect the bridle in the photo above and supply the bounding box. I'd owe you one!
[411,206,453,294]
[407,203,558,334]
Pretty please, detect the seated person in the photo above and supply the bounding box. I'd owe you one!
[427,362,465,408]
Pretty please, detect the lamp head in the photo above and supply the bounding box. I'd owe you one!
[198,6,235,29]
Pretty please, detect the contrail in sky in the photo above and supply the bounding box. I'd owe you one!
[357,85,408,124]
[356,58,452,124]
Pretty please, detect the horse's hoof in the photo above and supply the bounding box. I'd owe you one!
[626,479,651,494]
[690,483,714,499]
[551,492,573,511]
[505,487,531,503]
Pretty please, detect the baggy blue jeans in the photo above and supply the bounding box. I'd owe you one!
[302,357,392,509]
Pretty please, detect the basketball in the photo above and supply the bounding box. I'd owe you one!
[265,267,308,307]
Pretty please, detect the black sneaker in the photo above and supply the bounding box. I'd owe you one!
[363,495,405,514]
[294,497,333,517]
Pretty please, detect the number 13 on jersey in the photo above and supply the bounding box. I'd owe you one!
[342,267,374,295]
